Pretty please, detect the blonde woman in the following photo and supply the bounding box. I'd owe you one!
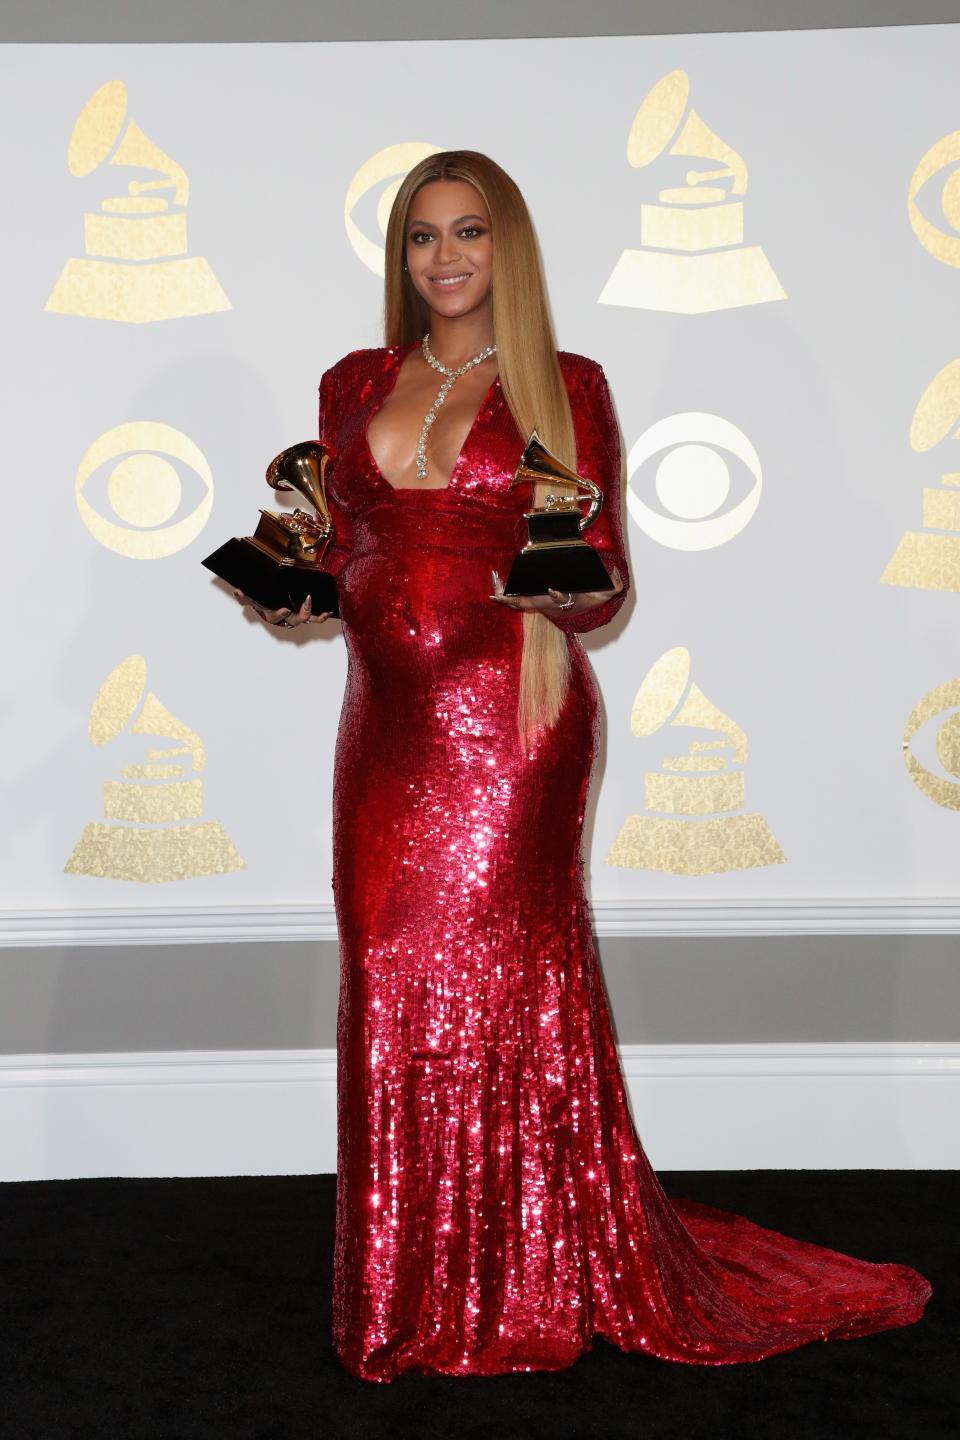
[235,151,929,1382]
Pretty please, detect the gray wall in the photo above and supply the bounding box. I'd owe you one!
[3,1,959,1057]
[3,1,960,42]
[1,937,959,1054]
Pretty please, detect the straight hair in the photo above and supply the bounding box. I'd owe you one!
[382,149,578,744]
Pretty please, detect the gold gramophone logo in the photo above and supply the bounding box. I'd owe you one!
[76,421,213,558]
[605,646,785,875]
[64,654,244,883]
[345,142,442,276]
[903,678,960,811]
[45,79,231,323]
[881,358,960,592]
[908,130,960,268]
[599,69,785,314]
[627,412,763,548]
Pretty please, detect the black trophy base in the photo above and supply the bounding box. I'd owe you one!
[202,538,339,618]
[503,543,615,597]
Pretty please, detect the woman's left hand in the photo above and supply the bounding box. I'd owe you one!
[489,566,623,618]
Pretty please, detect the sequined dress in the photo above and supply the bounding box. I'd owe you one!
[317,340,931,1383]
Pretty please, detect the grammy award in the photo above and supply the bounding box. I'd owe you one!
[202,441,339,617]
[503,431,616,596]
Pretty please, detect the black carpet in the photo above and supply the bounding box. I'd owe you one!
[0,1170,954,1439]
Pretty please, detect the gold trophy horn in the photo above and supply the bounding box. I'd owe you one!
[266,441,332,519]
[515,431,604,527]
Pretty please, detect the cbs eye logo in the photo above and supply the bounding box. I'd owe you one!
[345,142,442,276]
[908,130,960,268]
[903,679,960,811]
[75,421,213,558]
[626,412,762,550]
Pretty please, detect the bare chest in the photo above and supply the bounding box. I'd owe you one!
[365,361,499,491]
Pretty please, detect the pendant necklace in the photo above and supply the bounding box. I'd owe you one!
[417,332,497,480]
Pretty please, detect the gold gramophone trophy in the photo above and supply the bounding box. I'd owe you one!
[202,441,339,617]
[503,431,616,596]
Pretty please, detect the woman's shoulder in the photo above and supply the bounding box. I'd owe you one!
[556,349,608,398]
[321,345,397,389]
[555,348,607,388]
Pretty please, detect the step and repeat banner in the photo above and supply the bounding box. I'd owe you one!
[1,24,959,916]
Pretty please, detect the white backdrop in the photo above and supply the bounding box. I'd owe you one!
[2,23,960,922]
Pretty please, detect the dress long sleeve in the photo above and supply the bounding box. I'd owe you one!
[549,361,630,636]
[318,363,354,580]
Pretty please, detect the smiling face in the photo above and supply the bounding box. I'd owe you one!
[404,178,494,321]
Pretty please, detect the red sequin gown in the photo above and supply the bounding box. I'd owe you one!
[317,340,931,1383]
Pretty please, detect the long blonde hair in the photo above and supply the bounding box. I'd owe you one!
[382,150,576,743]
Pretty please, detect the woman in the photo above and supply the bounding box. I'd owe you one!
[235,151,930,1382]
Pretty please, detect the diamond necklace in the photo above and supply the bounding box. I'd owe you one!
[416,332,498,480]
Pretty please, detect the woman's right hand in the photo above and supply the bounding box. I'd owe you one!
[232,589,332,628]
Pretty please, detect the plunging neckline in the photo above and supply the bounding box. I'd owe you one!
[363,340,501,495]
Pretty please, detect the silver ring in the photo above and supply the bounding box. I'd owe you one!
[556,591,575,610]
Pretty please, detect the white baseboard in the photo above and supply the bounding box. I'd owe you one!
[1,1043,957,1182]
[3,897,960,945]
